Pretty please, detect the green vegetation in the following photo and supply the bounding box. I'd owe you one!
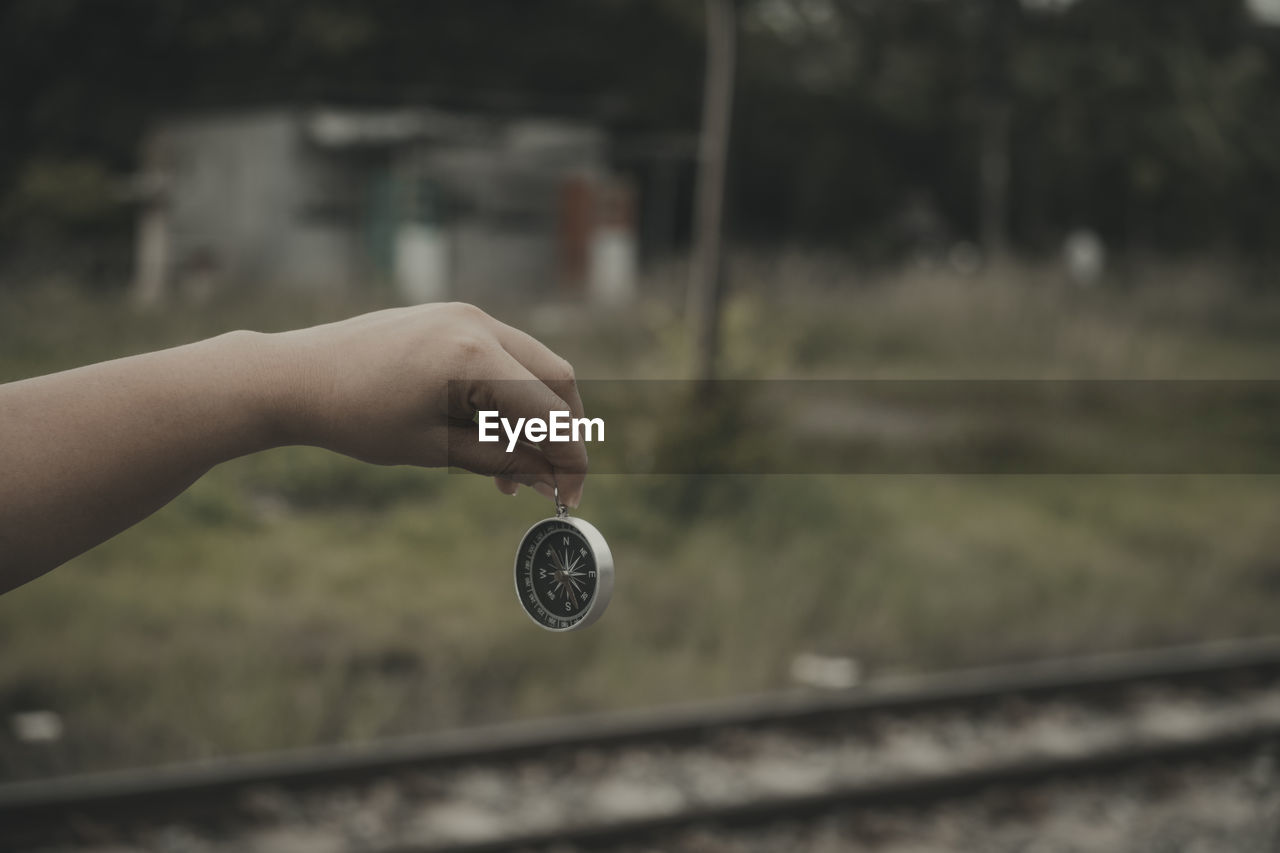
[7,1,1280,267]
[2,266,1279,780]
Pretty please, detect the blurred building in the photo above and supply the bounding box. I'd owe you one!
[131,107,637,305]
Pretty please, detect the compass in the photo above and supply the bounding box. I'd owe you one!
[514,498,613,632]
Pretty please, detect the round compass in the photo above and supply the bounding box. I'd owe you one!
[514,512,614,632]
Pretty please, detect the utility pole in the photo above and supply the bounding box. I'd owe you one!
[978,99,1011,260]
[978,0,1016,261]
[688,0,737,383]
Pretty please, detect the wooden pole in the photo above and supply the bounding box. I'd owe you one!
[688,0,737,383]
[978,0,1015,261]
[978,99,1010,259]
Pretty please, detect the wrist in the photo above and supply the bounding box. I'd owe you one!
[219,329,315,451]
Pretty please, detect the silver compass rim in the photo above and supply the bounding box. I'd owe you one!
[513,515,614,633]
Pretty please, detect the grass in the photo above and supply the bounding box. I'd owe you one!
[2,261,1279,780]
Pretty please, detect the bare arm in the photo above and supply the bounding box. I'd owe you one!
[0,303,587,594]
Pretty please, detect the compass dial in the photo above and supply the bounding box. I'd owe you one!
[515,517,613,631]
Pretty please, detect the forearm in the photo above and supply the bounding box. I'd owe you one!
[0,302,586,595]
[0,331,285,592]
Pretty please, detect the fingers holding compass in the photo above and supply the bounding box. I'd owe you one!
[455,346,589,508]
[445,420,561,498]
[476,315,588,508]
[486,319,588,429]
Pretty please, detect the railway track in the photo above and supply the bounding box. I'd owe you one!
[6,636,1280,851]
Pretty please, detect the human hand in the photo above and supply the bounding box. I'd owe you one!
[263,302,587,506]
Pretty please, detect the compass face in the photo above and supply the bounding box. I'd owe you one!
[515,518,605,631]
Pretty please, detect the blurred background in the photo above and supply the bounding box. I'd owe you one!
[3,0,1280,783]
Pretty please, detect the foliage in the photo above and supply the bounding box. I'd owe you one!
[2,0,1280,270]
